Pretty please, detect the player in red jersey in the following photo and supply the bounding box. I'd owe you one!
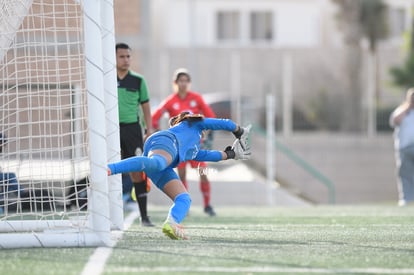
[152,68,217,216]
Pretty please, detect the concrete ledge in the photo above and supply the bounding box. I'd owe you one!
[251,132,398,204]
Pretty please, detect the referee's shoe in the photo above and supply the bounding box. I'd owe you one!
[141,216,155,227]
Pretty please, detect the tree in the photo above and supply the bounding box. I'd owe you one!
[390,54,414,89]
[359,0,388,53]
[360,0,388,136]
[390,4,414,90]
[332,0,388,132]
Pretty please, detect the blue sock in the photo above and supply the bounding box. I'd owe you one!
[109,154,168,175]
[169,193,191,223]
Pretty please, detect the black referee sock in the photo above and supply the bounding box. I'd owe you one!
[134,181,148,219]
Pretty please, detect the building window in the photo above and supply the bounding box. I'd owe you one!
[389,8,406,38]
[250,11,273,41]
[217,11,240,41]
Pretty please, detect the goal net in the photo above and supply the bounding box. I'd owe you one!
[0,0,123,248]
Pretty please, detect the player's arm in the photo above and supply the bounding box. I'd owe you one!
[390,104,410,127]
[202,118,238,132]
[141,101,153,135]
[201,118,249,138]
[201,118,251,152]
[195,141,251,161]
[194,150,226,162]
[138,77,154,136]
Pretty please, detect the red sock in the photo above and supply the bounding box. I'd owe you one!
[200,180,211,207]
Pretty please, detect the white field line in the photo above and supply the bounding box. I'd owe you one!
[80,211,138,275]
[260,224,412,227]
[106,266,414,274]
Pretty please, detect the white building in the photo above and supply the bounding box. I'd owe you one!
[128,0,413,128]
[146,0,410,48]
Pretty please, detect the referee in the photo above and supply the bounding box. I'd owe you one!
[115,43,154,226]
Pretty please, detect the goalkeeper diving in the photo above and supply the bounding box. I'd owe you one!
[108,111,251,240]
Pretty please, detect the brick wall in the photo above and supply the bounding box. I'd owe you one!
[114,0,140,35]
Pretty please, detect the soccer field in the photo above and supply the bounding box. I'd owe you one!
[0,205,413,275]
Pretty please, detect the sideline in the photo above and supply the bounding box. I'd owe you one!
[80,211,139,275]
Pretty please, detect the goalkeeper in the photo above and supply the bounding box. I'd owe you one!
[108,112,251,240]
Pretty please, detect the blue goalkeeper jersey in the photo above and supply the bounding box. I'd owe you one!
[167,118,237,163]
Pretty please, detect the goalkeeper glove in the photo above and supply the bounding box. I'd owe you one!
[232,124,251,151]
[224,139,251,160]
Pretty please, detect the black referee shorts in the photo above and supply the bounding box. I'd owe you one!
[120,122,144,159]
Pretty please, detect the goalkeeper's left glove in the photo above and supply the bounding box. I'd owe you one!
[232,124,251,151]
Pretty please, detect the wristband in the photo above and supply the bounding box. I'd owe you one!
[224,146,235,159]
[232,127,244,139]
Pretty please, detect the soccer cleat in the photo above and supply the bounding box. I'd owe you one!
[204,205,216,216]
[141,216,155,227]
[162,217,187,240]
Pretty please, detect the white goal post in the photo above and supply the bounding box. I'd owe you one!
[0,0,123,248]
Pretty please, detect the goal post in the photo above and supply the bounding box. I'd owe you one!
[101,0,124,230]
[0,0,123,248]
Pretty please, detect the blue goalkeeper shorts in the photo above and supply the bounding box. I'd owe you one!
[143,131,180,190]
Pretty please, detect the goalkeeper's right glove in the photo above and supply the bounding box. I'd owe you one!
[232,124,251,151]
[224,139,251,160]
